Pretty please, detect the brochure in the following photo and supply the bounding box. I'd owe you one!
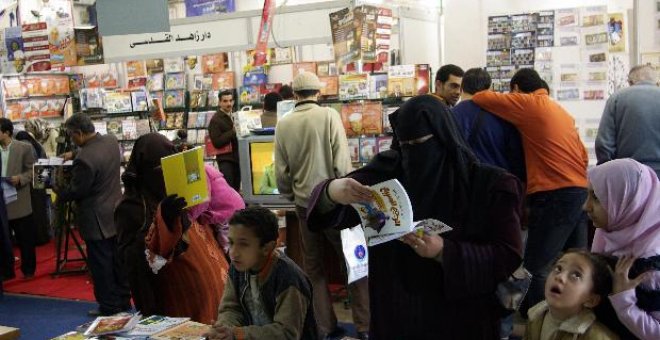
[160,147,209,208]
[122,315,189,337]
[150,320,211,340]
[83,313,141,337]
[351,179,453,246]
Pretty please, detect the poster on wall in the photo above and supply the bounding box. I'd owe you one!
[75,27,103,65]
[185,0,235,18]
[46,0,76,67]
[607,13,625,53]
[22,22,51,71]
[202,53,228,74]
[354,5,378,63]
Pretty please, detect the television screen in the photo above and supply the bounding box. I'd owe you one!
[249,141,278,195]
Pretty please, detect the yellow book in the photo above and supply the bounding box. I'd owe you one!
[160,147,209,208]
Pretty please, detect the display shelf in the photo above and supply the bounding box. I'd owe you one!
[5,94,70,100]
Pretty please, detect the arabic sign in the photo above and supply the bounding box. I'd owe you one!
[102,17,247,62]
[185,0,235,17]
[22,22,51,71]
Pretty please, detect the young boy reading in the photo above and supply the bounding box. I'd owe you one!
[207,207,317,340]
[525,249,619,340]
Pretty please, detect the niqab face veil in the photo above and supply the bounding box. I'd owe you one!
[125,133,177,202]
[390,95,477,224]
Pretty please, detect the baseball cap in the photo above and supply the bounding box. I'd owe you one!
[292,72,322,91]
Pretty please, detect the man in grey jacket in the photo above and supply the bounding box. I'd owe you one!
[56,114,130,316]
[274,72,370,340]
[596,65,660,177]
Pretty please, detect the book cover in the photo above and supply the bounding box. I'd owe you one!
[131,91,149,111]
[121,119,138,140]
[347,138,360,163]
[136,119,151,137]
[318,76,339,96]
[362,101,383,135]
[350,179,453,246]
[339,74,369,100]
[164,57,184,73]
[382,105,397,134]
[148,73,164,91]
[160,147,209,208]
[239,85,262,106]
[150,320,211,340]
[83,313,141,336]
[211,72,235,90]
[202,53,229,74]
[104,91,133,114]
[377,136,393,153]
[387,65,415,97]
[341,102,364,137]
[187,112,198,128]
[197,111,209,128]
[359,137,377,163]
[173,112,185,129]
[165,73,186,90]
[369,73,388,99]
[122,315,190,337]
[415,64,431,95]
[293,62,317,76]
[164,90,185,108]
[146,58,165,74]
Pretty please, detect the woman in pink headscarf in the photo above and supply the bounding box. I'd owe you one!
[584,158,660,340]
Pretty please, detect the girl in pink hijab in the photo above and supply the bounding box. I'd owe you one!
[584,158,660,340]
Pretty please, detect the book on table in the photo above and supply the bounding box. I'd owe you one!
[83,313,141,337]
[150,320,211,340]
[121,315,190,337]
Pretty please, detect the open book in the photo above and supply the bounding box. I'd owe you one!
[83,313,141,337]
[350,179,452,246]
[161,147,209,208]
[121,315,190,337]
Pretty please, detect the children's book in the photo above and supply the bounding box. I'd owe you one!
[351,179,453,246]
[83,313,141,337]
[150,320,211,340]
[122,315,190,337]
[160,147,209,208]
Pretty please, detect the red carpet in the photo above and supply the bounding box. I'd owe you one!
[4,239,95,301]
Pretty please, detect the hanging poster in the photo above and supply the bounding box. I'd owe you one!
[376,7,392,65]
[253,0,275,67]
[75,27,103,65]
[354,5,378,63]
[185,0,235,18]
[46,0,76,67]
[22,22,51,71]
[607,13,625,53]
[330,7,359,70]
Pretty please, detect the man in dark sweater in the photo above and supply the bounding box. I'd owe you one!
[56,114,130,316]
[208,90,240,191]
[452,68,526,182]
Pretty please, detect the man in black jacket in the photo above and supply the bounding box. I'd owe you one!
[208,90,241,191]
[56,114,130,316]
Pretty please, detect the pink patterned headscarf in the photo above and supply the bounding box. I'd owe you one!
[589,159,660,257]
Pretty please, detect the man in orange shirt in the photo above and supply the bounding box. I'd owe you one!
[472,68,589,317]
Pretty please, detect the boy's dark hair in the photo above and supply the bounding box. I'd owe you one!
[176,129,187,139]
[0,118,14,137]
[64,114,95,134]
[264,92,283,111]
[293,89,319,99]
[510,68,545,93]
[462,68,492,95]
[229,207,279,246]
[279,85,294,100]
[435,64,464,83]
[218,89,234,100]
[556,249,613,300]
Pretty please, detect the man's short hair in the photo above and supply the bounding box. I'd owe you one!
[279,85,294,100]
[264,92,283,111]
[628,65,658,85]
[65,114,95,134]
[435,64,465,83]
[510,68,545,93]
[218,89,234,99]
[0,118,14,137]
[293,89,320,99]
[229,207,279,246]
[461,68,492,95]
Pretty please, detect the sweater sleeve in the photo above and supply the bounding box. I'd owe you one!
[232,286,310,340]
[208,114,235,148]
[216,278,246,327]
[472,90,533,126]
[273,128,293,201]
[441,174,524,299]
[609,289,660,340]
[330,109,353,177]
[595,95,617,165]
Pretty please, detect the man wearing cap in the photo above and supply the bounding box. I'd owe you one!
[274,72,370,339]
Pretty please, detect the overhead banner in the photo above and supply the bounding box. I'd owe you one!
[101,18,249,62]
[253,0,275,67]
[185,0,235,17]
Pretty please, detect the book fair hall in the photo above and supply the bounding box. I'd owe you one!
[1,0,660,339]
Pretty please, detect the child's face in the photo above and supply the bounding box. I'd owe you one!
[545,253,601,320]
[228,224,272,272]
[583,183,608,229]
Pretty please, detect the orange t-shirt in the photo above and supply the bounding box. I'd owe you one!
[473,89,588,194]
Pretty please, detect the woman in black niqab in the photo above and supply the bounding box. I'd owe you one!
[307,95,524,339]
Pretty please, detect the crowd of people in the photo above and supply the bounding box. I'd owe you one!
[0,64,658,340]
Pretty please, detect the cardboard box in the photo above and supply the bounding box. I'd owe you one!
[0,326,19,340]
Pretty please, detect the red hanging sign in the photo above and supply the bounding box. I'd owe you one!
[253,0,276,67]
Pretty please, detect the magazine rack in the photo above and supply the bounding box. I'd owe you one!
[51,200,88,277]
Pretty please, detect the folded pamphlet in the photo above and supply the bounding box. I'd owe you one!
[350,179,453,246]
[161,147,209,208]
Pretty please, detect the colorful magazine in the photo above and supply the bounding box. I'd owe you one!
[122,315,189,337]
[83,313,141,337]
[150,320,211,340]
[351,179,453,246]
[161,147,209,208]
